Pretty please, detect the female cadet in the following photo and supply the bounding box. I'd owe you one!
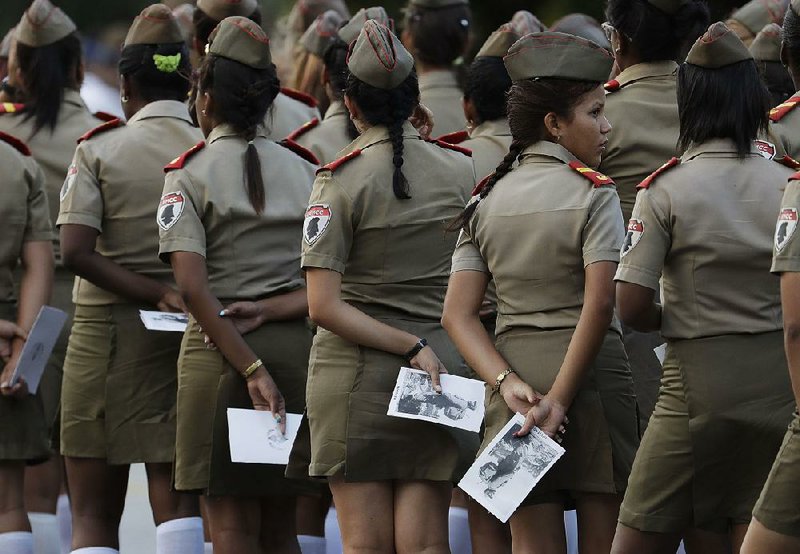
[726,0,789,46]
[751,24,795,106]
[295,20,476,553]
[56,6,205,554]
[612,23,797,554]
[291,10,344,113]
[401,0,471,136]
[158,17,317,554]
[442,32,639,554]
[0,132,53,554]
[767,0,800,160]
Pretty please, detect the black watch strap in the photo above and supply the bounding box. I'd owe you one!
[404,338,428,362]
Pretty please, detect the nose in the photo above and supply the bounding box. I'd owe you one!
[601,116,612,134]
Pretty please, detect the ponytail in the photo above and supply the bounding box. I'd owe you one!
[244,127,265,214]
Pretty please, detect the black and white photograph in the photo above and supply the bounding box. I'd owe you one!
[387,367,486,432]
[459,414,565,522]
[138,309,189,332]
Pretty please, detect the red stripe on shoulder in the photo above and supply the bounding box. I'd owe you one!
[280,87,318,108]
[0,131,31,156]
[637,157,680,190]
[93,111,118,122]
[0,102,25,114]
[164,141,206,172]
[286,117,320,141]
[769,95,800,122]
[604,79,620,92]
[436,130,469,145]
[472,173,492,196]
[77,118,124,144]
[279,138,320,165]
[778,155,800,170]
[317,149,361,174]
[567,161,615,187]
[790,171,800,181]
[427,138,472,157]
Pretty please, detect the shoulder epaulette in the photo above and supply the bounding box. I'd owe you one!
[437,130,469,145]
[778,155,800,170]
[567,161,615,187]
[0,102,25,114]
[279,138,320,165]
[93,111,118,122]
[286,117,320,141]
[316,149,361,175]
[769,95,800,122]
[427,138,472,157]
[637,157,680,190]
[280,87,318,108]
[790,171,800,181]
[0,131,31,156]
[604,79,621,93]
[77,118,124,143]
[472,173,492,196]
[164,141,206,172]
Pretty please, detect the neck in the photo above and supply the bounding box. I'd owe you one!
[415,60,451,75]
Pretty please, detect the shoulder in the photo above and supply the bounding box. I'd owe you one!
[0,131,31,156]
[424,137,472,157]
[164,141,206,172]
[436,129,469,145]
[567,161,615,188]
[286,117,320,141]
[637,157,680,190]
[280,87,318,109]
[0,102,25,115]
[776,155,800,170]
[604,79,621,93]
[316,149,362,175]
[77,118,124,144]
[92,111,119,122]
[278,138,320,165]
[770,96,800,123]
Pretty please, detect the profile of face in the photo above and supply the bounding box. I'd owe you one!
[548,85,611,168]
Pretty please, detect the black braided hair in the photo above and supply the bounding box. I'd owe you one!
[322,37,358,140]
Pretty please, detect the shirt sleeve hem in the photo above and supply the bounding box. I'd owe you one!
[301,253,346,274]
[56,212,102,231]
[158,239,206,264]
[583,249,621,267]
[614,266,660,291]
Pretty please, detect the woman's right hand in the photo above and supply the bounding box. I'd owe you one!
[409,346,448,393]
[0,320,26,362]
[0,353,28,399]
[157,287,187,313]
[500,372,542,416]
[246,366,286,434]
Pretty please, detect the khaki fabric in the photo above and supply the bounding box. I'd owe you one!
[616,139,788,339]
[15,0,76,48]
[768,92,800,160]
[159,124,315,299]
[58,100,202,305]
[504,31,614,83]
[265,92,321,140]
[452,140,625,337]
[773,179,800,272]
[294,100,354,164]
[124,3,185,46]
[208,16,271,69]
[753,412,800,537]
[599,61,680,222]
[419,70,466,137]
[348,20,414,90]
[685,22,753,69]
[461,118,512,180]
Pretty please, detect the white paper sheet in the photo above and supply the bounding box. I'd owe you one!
[459,413,565,522]
[10,306,68,394]
[654,343,667,365]
[387,367,485,433]
[227,408,301,464]
[139,310,188,332]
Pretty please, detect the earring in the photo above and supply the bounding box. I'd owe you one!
[201,109,207,116]
[121,95,129,103]
[556,135,562,143]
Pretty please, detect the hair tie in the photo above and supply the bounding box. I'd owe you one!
[153,53,181,73]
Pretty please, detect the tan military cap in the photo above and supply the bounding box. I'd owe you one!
[550,14,610,51]
[297,0,351,21]
[509,11,546,36]
[647,0,689,15]
[339,7,391,44]
[347,20,414,90]
[124,4,185,47]
[749,22,782,61]
[16,0,77,48]
[300,10,344,57]
[503,31,614,83]
[686,21,753,68]
[408,0,468,7]
[197,0,257,21]
[476,24,519,58]
[0,27,14,58]
[731,0,789,34]
[208,16,271,69]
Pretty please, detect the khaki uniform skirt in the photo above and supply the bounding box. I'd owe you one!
[60,303,180,464]
[483,327,639,506]
[290,315,479,482]
[174,316,312,496]
[42,269,73,443]
[0,302,50,462]
[619,331,795,533]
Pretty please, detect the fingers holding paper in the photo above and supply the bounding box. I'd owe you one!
[409,345,448,393]
[247,366,287,434]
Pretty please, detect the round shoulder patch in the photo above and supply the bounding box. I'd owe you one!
[775,208,798,252]
[621,219,644,257]
[755,139,776,160]
[304,204,331,245]
[60,163,78,202]
[158,192,185,231]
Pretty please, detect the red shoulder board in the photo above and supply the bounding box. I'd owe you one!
[0,102,25,114]
[604,79,621,92]
[164,141,206,172]
[637,157,680,190]
[778,155,800,170]
[286,117,320,141]
[427,138,472,157]
[0,131,31,156]
[472,173,493,196]
[317,149,361,174]
[567,161,615,187]
[77,118,124,143]
[279,138,320,165]
[790,171,800,181]
[281,87,318,108]
[769,95,800,122]
[93,111,118,122]
[437,130,469,145]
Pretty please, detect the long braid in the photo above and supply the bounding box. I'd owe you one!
[388,99,410,199]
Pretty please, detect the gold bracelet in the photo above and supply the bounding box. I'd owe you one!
[243,359,263,379]
[492,368,515,392]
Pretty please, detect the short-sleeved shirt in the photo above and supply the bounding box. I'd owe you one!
[771,178,800,273]
[294,100,354,164]
[57,100,203,305]
[301,121,475,320]
[451,140,625,337]
[419,70,466,138]
[599,61,680,222]
[461,118,512,181]
[159,124,316,300]
[265,91,321,140]
[0,140,52,303]
[767,90,800,161]
[615,139,788,340]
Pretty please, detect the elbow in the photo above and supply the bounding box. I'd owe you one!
[60,244,84,274]
[307,300,330,329]
[617,299,647,331]
[785,320,800,344]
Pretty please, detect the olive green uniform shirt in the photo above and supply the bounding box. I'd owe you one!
[599,61,680,222]
[57,100,203,305]
[451,141,624,338]
[301,122,475,320]
[616,139,788,339]
[159,124,315,299]
[419,70,466,138]
[266,92,321,141]
[772,177,800,273]
[767,92,800,161]
[461,118,512,180]
[294,100,353,165]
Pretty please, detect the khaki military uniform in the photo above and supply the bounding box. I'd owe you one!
[419,70,466,137]
[158,124,316,494]
[767,93,800,160]
[265,90,322,141]
[461,119,512,181]
[294,122,478,482]
[290,100,354,165]
[452,140,638,503]
[615,140,796,532]
[56,101,201,464]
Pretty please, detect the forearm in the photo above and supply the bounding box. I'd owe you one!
[616,281,661,332]
[442,311,509,384]
[67,250,168,306]
[258,288,308,322]
[625,301,661,333]
[15,241,54,354]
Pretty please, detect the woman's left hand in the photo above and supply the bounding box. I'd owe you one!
[409,346,448,393]
[515,395,568,441]
[409,104,435,140]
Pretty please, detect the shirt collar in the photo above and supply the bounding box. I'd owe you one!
[681,138,760,161]
[419,69,458,91]
[519,140,578,165]
[207,122,267,145]
[468,118,511,140]
[324,100,348,119]
[126,100,193,126]
[64,88,89,109]
[349,120,420,151]
[614,61,678,88]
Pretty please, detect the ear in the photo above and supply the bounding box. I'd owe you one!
[322,66,331,87]
[462,97,478,126]
[343,94,358,121]
[119,74,131,100]
[543,112,560,141]
[401,28,414,53]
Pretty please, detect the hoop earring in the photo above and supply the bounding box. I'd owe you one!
[201,109,207,116]
[121,95,129,103]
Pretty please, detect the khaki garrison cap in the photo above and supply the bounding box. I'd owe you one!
[0,27,14,58]
[686,21,752,68]
[731,0,789,34]
[197,0,257,21]
[503,31,614,83]
[510,11,546,36]
[16,0,77,48]
[476,24,519,58]
[550,14,610,50]
[124,4,185,46]
[301,10,344,57]
[297,0,351,21]
[647,0,689,15]
[749,22,782,61]
[339,7,391,45]
[208,16,271,69]
[347,20,414,90]
[408,0,468,7]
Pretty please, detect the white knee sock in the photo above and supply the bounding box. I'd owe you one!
[56,494,72,554]
[0,532,34,554]
[69,548,119,554]
[155,517,204,554]
[298,535,326,554]
[448,506,472,554]
[29,512,60,554]
[203,542,213,554]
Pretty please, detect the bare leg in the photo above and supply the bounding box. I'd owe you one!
[296,491,330,536]
[730,523,749,554]
[260,496,301,554]
[394,480,451,554]
[575,494,621,554]
[328,476,394,554]
[204,495,260,554]
[509,503,567,554]
[682,527,731,554]
[24,456,61,514]
[467,497,511,554]
[144,463,199,525]
[0,462,30,533]
[741,517,800,554]
[64,457,128,549]
[610,523,682,554]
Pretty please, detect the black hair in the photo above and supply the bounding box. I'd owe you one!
[783,5,800,82]
[403,4,471,67]
[606,0,709,62]
[464,56,511,124]
[345,70,419,199]
[322,37,358,140]
[197,54,280,214]
[16,32,82,136]
[452,78,599,229]
[677,60,769,158]
[118,42,191,103]
[756,60,796,106]
[193,5,262,52]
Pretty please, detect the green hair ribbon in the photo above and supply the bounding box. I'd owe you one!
[153,53,181,73]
